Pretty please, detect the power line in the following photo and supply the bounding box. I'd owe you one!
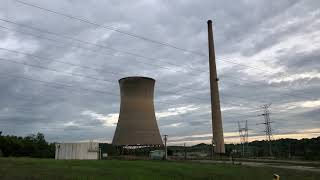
[0,86,268,128]
[0,46,201,92]
[3,16,304,90]
[257,103,273,156]
[12,1,304,81]
[0,38,210,100]
[0,41,310,107]
[0,72,215,108]
[0,47,279,107]
[0,18,207,73]
[0,75,300,141]
[223,112,260,119]
[14,0,206,57]
[216,57,305,84]
[0,50,305,115]
[238,120,249,157]
[0,57,117,85]
[1,87,204,119]
[0,57,214,103]
[0,22,309,111]
[0,25,200,75]
[220,55,310,72]
[0,71,274,123]
[221,80,314,102]
[0,27,203,80]
[1,20,313,104]
[220,92,269,104]
[220,100,262,110]
[221,76,315,100]
[2,89,267,127]
[0,91,116,115]
[182,107,286,122]
[0,47,122,77]
[5,58,212,106]
[0,71,119,96]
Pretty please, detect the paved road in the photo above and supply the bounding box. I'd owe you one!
[192,160,320,173]
[239,161,320,172]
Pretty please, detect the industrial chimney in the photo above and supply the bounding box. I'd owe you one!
[112,77,163,146]
[207,20,225,153]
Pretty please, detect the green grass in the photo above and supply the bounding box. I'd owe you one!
[0,157,319,180]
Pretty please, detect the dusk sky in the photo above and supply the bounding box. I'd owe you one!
[0,0,319,145]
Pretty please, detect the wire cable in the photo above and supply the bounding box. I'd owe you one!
[0,47,278,107]
[12,1,312,86]
[0,25,201,75]
[0,18,206,73]
[1,19,312,102]
[14,0,206,57]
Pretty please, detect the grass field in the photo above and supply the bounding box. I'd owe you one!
[0,158,319,180]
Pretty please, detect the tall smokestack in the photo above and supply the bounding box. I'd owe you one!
[207,20,225,153]
[112,76,163,146]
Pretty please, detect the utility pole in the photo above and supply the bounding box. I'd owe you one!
[184,143,187,160]
[207,20,225,154]
[164,135,168,160]
[238,120,249,157]
[211,138,216,160]
[288,142,291,159]
[238,121,244,157]
[245,120,249,156]
[259,104,273,156]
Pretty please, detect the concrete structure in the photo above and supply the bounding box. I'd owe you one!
[55,142,99,160]
[112,77,163,146]
[207,20,225,153]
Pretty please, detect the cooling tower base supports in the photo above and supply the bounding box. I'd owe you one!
[115,145,163,156]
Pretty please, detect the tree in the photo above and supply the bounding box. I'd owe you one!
[0,132,55,158]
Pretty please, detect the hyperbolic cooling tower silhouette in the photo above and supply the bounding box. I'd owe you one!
[112,77,163,146]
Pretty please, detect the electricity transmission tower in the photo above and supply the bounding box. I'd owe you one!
[238,120,249,157]
[258,104,273,156]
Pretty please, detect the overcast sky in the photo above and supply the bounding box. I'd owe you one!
[0,0,319,145]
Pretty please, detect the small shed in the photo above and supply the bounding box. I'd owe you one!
[149,150,165,160]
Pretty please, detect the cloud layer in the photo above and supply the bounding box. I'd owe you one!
[0,0,319,145]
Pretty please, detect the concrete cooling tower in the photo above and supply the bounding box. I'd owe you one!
[112,77,163,146]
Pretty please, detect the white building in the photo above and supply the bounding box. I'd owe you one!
[55,142,100,160]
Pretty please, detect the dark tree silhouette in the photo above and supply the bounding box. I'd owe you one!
[0,132,55,158]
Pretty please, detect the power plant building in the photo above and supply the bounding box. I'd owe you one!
[112,77,163,146]
[55,142,100,160]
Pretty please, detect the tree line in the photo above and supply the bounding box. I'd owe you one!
[225,136,320,160]
[0,132,55,158]
[0,132,319,160]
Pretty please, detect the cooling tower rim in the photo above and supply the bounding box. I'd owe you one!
[119,76,155,82]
